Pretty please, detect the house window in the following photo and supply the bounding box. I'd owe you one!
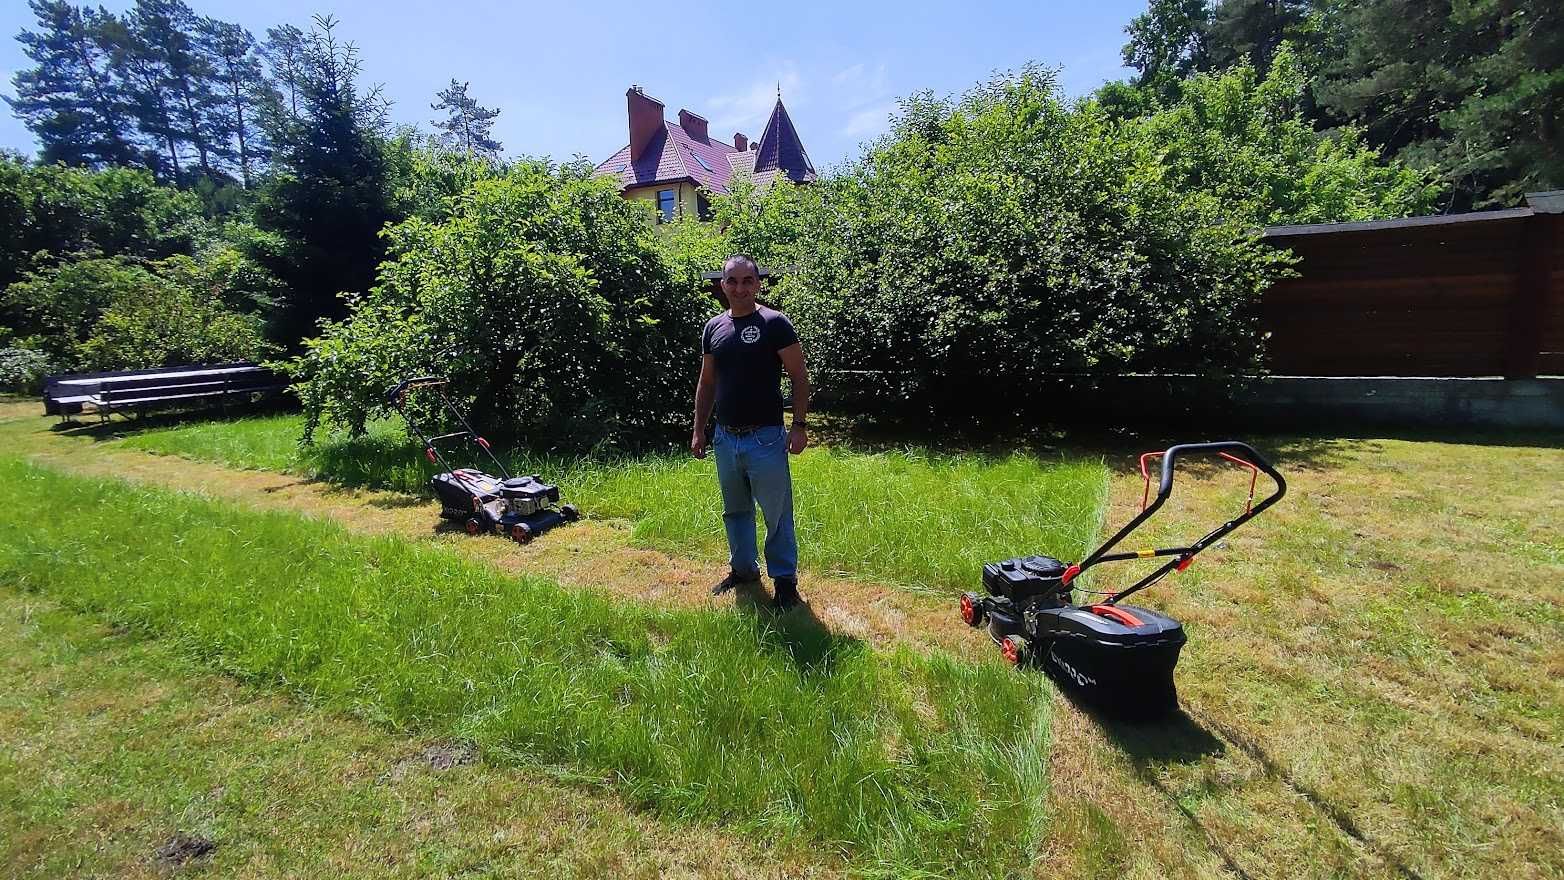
[657,189,676,222]
[697,191,713,221]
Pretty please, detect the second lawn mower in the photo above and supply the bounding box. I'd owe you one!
[961,441,1285,718]
[386,376,579,543]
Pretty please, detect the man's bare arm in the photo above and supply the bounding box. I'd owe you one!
[691,354,717,458]
[778,342,809,454]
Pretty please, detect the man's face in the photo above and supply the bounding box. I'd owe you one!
[721,262,760,309]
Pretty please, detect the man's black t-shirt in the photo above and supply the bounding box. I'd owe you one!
[701,306,799,428]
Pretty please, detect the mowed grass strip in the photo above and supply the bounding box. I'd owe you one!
[0,457,1051,878]
[117,413,1109,591]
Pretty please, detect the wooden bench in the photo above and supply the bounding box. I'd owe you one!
[43,364,287,423]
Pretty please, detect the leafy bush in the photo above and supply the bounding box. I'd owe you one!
[2,253,278,373]
[0,346,50,393]
[0,156,212,291]
[290,160,710,448]
[780,67,1292,423]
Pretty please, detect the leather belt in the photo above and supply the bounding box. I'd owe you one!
[719,424,776,436]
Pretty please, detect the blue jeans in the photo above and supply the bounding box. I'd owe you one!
[713,424,797,579]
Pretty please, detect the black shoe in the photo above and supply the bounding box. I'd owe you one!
[772,577,803,610]
[712,568,761,596]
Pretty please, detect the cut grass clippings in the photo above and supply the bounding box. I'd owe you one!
[0,456,1051,878]
[116,413,1108,592]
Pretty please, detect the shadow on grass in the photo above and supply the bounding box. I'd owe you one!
[1053,684,1429,880]
[1184,706,1430,880]
[730,579,863,678]
[814,409,1564,473]
[1054,698,1265,880]
[50,399,294,442]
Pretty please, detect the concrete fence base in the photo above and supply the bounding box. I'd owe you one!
[1236,376,1564,430]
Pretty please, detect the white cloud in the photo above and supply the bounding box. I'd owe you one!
[830,62,890,112]
[706,66,803,138]
[832,63,865,85]
[842,103,894,139]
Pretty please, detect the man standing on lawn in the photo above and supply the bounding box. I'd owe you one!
[690,255,810,610]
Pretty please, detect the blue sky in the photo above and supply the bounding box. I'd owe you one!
[2,0,1145,171]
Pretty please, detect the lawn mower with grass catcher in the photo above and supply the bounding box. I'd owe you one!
[386,376,579,543]
[960,441,1285,718]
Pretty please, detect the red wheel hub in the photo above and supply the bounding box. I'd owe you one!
[1002,638,1020,666]
[960,594,976,625]
[465,519,481,536]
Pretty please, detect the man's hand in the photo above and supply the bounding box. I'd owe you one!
[788,425,808,455]
[691,429,708,459]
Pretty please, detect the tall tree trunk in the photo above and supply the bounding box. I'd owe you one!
[178,88,211,175]
[236,93,249,186]
[67,22,130,161]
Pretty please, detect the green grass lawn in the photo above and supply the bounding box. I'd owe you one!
[0,456,1050,878]
[0,590,816,879]
[116,413,1109,591]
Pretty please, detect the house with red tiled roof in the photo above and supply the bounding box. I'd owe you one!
[595,85,816,223]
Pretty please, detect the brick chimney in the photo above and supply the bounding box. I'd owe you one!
[733,132,748,151]
[678,109,709,142]
[627,86,665,163]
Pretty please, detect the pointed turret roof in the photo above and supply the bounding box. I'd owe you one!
[751,96,816,185]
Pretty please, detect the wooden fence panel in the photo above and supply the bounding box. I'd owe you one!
[1260,208,1561,377]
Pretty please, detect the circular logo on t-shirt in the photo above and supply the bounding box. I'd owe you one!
[740,325,762,344]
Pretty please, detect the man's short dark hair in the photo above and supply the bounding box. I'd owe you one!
[722,254,759,277]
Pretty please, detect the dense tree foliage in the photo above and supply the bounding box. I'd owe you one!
[1128,46,1439,226]
[246,15,395,348]
[1111,0,1562,209]
[0,155,210,291]
[780,70,1292,422]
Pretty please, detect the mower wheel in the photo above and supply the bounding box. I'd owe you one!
[561,503,580,522]
[464,517,484,537]
[959,592,985,627]
[510,522,534,544]
[1000,635,1030,667]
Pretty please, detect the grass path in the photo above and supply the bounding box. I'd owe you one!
[0,403,982,658]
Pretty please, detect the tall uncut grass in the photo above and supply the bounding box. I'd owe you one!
[117,414,1108,590]
[0,457,1050,877]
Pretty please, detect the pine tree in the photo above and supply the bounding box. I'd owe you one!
[261,25,306,122]
[1316,0,1563,208]
[100,9,184,181]
[7,0,136,167]
[122,0,222,180]
[200,18,267,185]
[250,14,394,347]
[431,79,502,158]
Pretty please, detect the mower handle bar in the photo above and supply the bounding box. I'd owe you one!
[1072,441,1286,606]
[381,375,511,481]
[384,376,447,405]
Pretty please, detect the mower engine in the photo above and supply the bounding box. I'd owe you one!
[432,468,575,542]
